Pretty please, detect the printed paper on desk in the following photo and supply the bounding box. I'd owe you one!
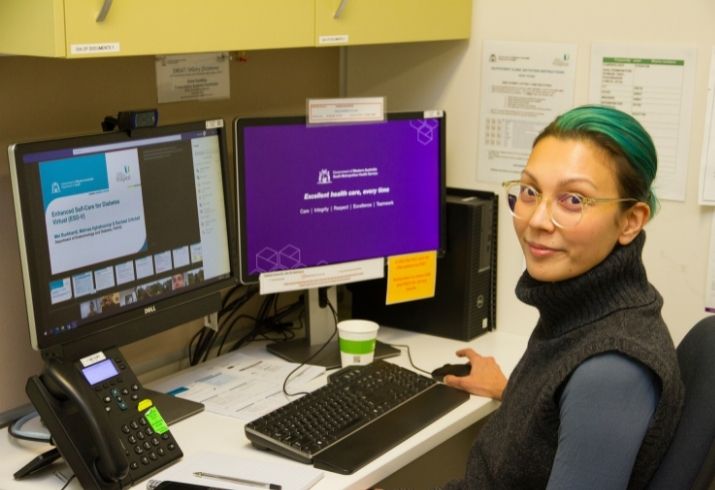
[149,350,324,422]
[150,451,323,490]
[385,250,437,305]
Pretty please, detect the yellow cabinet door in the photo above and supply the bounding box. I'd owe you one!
[315,0,471,47]
[0,0,66,57]
[64,0,315,57]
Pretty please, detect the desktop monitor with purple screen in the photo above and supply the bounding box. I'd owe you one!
[233,111,446,368]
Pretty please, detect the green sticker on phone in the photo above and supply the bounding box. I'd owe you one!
[144,406,169,434]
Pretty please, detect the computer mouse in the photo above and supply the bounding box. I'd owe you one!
[431,362,472,381]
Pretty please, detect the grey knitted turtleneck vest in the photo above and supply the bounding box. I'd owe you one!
[453,232,684,490]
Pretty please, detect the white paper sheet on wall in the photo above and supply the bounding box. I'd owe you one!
[698,47,715,206]
[705,212,715,312]
[476,40,577,183]
[589,43,696,202]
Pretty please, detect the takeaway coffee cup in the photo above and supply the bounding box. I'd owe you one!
[337,319,380,367]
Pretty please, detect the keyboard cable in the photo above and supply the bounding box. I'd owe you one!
[281,296,339,397]
[279,293,436,396]
[385,343,432,376]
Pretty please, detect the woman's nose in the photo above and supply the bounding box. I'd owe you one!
[527,199,555,230]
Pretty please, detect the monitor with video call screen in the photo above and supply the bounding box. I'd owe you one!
[8,119,236,362]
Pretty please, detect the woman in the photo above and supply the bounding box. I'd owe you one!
[443,105,684,489]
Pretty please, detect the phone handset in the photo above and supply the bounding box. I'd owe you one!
[44,360,129,483]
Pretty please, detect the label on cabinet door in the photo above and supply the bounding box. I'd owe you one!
[70,42,120,55]
[318,34,349,45]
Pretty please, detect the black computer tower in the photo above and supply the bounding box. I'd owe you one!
[349,188,497,341]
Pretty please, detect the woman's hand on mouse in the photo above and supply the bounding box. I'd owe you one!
[443,348,507,400]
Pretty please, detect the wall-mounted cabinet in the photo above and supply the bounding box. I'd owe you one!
[315,0,471,47]
[0,0,315,58]
[0,0,471,58]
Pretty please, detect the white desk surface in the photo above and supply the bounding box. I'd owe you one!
[0,327,528,490]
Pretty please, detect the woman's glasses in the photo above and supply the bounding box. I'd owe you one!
[502,180,638,229]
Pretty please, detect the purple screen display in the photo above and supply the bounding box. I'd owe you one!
[239,117,442,277]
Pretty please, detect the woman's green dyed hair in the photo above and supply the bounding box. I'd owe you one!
[534,104,659,215]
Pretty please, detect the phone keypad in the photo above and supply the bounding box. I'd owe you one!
[93,358,181,482]
[122,415,179,473]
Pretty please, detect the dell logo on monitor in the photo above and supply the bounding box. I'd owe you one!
[144,305,157,315]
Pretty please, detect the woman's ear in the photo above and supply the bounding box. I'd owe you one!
[618,202,650,245]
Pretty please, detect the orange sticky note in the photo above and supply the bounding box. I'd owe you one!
[385,250,437,305]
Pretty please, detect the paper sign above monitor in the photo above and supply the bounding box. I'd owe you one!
[307,97,385,125]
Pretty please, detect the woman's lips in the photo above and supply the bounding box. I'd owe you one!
[526,241,559,258]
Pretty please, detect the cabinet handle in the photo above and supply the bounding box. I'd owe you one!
[333,0,349,18]
[96,0,113,22]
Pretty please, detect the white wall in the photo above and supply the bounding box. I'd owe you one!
[346,0,715,343]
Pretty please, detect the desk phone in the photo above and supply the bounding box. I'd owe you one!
[26,347,182,489]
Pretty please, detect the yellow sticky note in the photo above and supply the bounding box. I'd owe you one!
[385,250,437,305]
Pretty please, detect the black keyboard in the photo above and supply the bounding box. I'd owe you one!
[244,360,469,474]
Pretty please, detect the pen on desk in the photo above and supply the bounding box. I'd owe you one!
[194,471,282,490]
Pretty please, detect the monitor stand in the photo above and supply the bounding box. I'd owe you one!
[267,339,400,370]
[145,389,204,426]
[267,287,399,369]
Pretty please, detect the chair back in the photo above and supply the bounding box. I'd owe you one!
[648,316,715,489]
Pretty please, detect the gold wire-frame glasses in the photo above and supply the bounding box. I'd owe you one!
[501,180,638,229]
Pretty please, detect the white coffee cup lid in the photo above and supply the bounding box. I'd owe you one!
[337,319,379,334]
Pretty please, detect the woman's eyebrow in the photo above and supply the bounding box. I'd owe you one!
[521,169,598,190]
